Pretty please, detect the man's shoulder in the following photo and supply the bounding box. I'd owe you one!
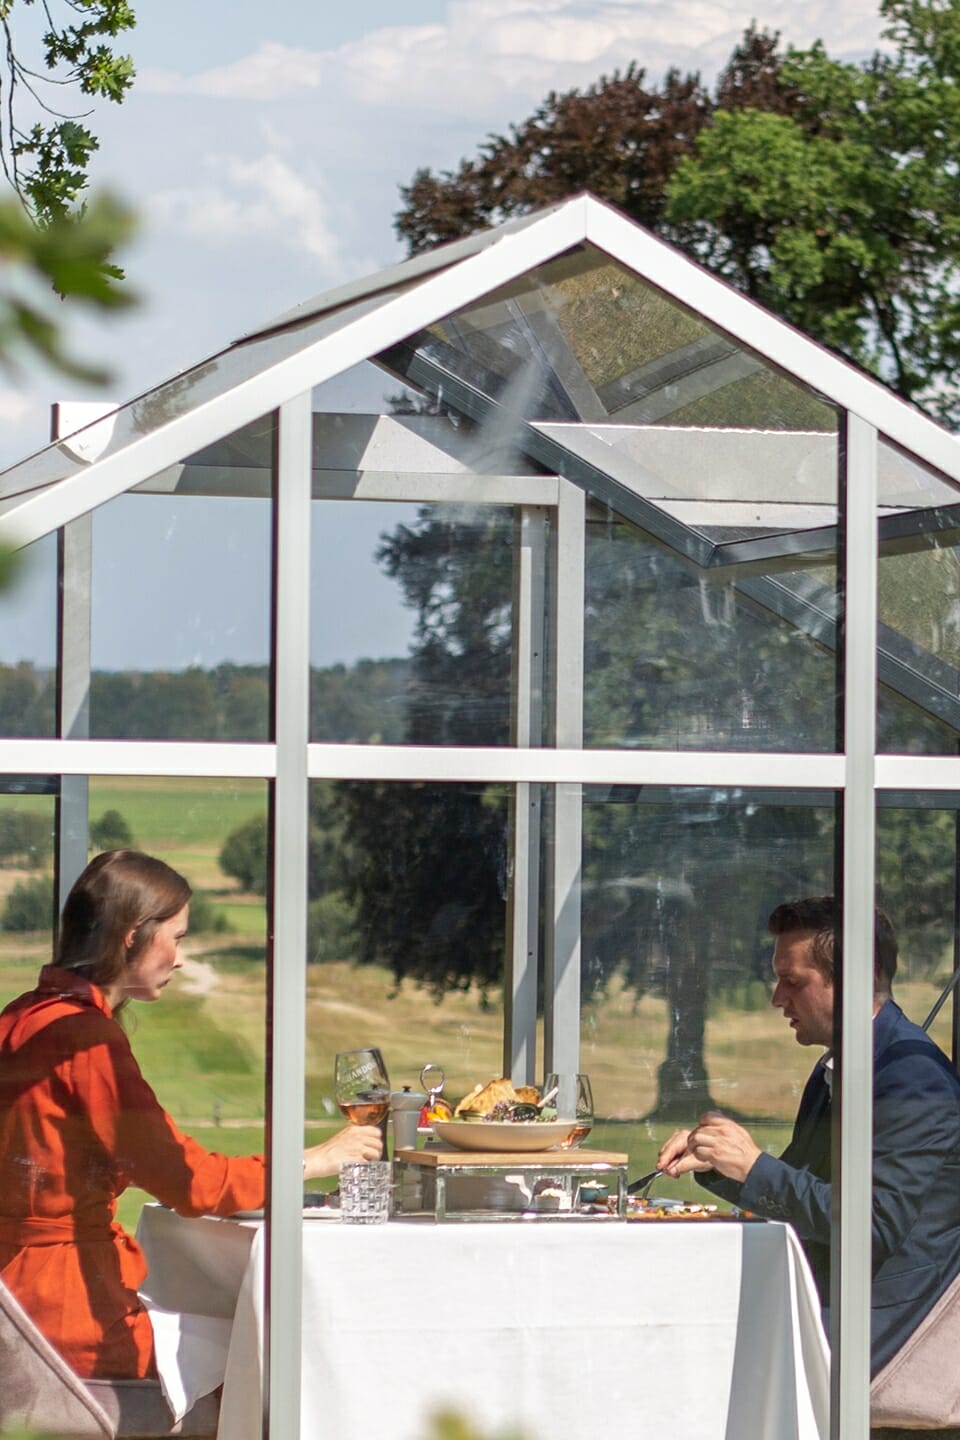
[875,1002,960,1094]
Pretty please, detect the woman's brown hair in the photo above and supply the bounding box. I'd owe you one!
[56,850,192,992]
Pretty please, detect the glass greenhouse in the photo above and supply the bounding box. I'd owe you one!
[0,193,958,1439]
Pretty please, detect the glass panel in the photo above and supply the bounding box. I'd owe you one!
[310,503,514,745]
[393,243,838,435]
[0,786,56,1009]
[0,536,57,737]
[582,787,837,1185]
[88,421,274,741]
[0,774,268,1394]
[878,800,959,1062]
[877,436,960,754]
[585,507,840,752]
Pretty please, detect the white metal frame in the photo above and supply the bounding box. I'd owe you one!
[1,193,959,1440]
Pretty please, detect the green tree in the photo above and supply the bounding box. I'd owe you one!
[0,1,137,382]
[2,872,54,930]
[89,807,133,850]
[219,813,268,896]
[396,8,960,422]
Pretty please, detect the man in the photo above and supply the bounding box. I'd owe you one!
[658,895,960,1376]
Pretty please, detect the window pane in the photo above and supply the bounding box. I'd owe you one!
[392,243,838,435]
[0,537,57,738]
[585,508,840,752]
[877,436,960,754]
[88,420,275,742]
[0,787,56,1008]
[310,504,514,745]
[582,787,836,1181]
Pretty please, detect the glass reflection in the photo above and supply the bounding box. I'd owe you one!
[0,788,56,1012]
[306,780,511,1113]
[394,243,838,433]
[310,503,513,745]
[87,425,274,741]
[581,788,836,1183]
[878,801,960,1063]
[0,536,57,738]
[878,436,960,755]
[584,508,840,752]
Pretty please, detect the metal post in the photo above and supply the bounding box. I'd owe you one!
[52,403,94,909]
[543,479,585,1075]
[504,506,547,1082]
[834,412,877,1440]
[266,395,312,1440]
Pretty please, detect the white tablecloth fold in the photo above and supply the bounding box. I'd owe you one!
[141,1301,233,1423]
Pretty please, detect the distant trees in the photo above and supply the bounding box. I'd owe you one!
[2,874,54,932]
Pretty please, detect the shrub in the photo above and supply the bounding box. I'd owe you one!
[0,810,53,868]
[188,888,232,935]
[219,813,268,894]
[89,808,134,851]
[2,874,54,931]
[308,892,357,963]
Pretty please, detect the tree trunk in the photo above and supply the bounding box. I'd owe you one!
[650,912,716,1119]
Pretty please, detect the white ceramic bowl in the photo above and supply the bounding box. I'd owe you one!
[431,1119,573,1152]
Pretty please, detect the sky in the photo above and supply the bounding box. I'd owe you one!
[0,0,890,670]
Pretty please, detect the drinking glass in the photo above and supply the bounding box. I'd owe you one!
[544,1072,593,1149]
[339,1160,392,1224]
[334,1048,391,1126]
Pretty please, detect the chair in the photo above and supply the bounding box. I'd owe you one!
[0,1275,219,1438]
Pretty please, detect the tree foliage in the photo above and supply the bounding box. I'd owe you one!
[0,1,138,381]
[396,8,960,423]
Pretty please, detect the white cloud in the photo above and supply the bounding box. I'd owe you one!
[150,154,366,273]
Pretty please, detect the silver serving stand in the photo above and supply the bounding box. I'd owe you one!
[394,1147,629,1222]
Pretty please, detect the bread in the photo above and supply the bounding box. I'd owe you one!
[514,1085,541,1105]
[454,1077,517,1116]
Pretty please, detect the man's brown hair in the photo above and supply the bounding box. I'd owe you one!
[767,894,898,994]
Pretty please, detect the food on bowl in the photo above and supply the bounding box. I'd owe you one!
[417,1096,453,1127]
[453,1078,545,1123]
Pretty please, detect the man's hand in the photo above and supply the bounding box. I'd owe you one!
[303,1124,383,1181]
[657,1128,713,1177]
[686,1113,762,1183]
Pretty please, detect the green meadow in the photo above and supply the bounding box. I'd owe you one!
[0,775,955,1233]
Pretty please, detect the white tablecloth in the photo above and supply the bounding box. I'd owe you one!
[136,1207,829,1440]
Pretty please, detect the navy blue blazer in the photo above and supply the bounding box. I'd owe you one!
[700,999,960,1374]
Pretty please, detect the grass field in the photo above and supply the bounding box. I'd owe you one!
[0,777,956,1235]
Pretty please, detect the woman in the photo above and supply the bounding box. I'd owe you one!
[0,849,380,1380]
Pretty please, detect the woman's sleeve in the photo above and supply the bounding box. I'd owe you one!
[69,1016,266,1216]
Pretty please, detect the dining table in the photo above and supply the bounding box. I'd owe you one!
[135,1203,830,1440]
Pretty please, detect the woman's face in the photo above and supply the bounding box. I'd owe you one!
[116,903,190,1004]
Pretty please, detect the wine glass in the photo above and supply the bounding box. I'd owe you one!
[544,1072,593,1149]
[334,1048,391,1126]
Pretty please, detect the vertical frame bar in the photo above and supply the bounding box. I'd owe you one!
[504,506,547,1082]
[266,395,312,1440]
[833,412,877,1440]
[543,479,585,1075]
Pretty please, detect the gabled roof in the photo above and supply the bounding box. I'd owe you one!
[0,192,958,553]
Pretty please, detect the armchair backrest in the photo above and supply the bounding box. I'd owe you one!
[0,1274,114,1437]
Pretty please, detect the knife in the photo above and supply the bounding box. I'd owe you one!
[627,1167,664,1196]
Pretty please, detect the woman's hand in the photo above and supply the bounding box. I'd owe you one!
[303,1124,383,1181]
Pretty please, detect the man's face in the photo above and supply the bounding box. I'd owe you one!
[771,930,835,1048]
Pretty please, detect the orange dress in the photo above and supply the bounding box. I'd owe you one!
[0,965,266,1379]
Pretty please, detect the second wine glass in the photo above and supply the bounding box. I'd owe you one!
[334,1048,391,1126]
[544,1072,593,1149]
